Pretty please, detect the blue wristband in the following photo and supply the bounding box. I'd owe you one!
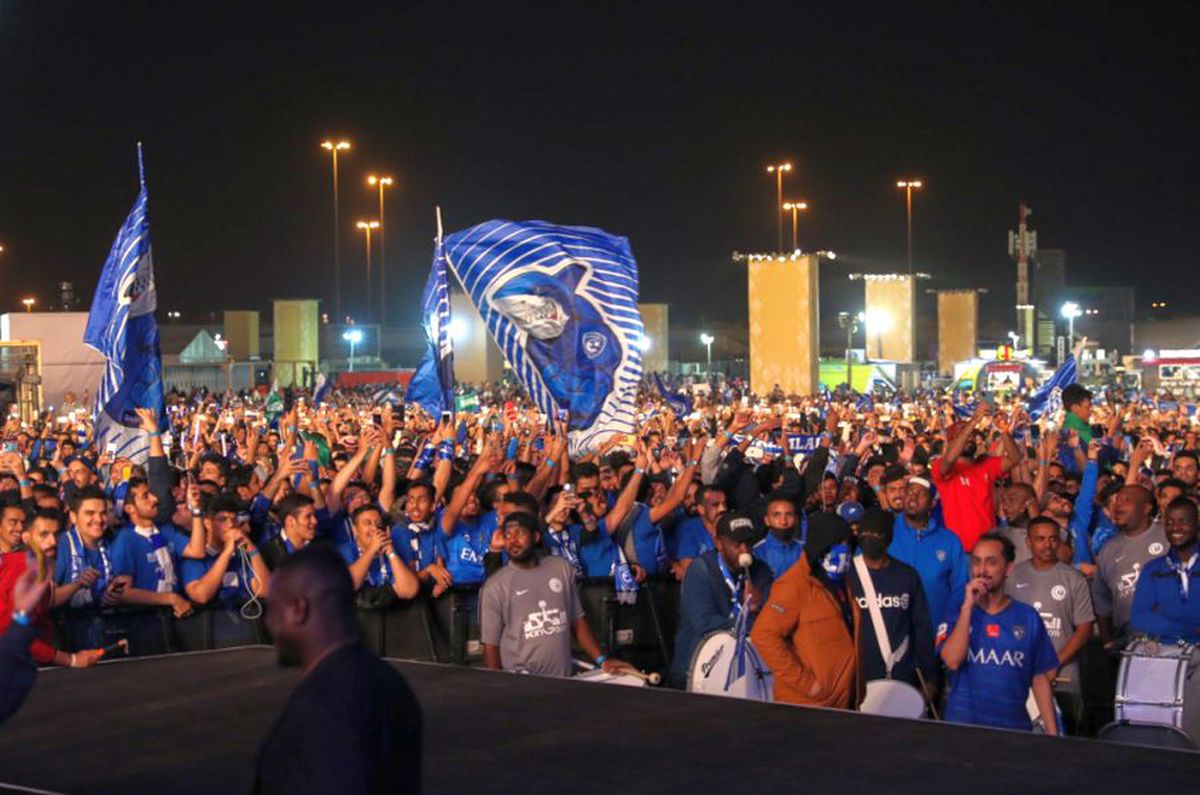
[594,654,608,666]
[545,459,556,468]
[11,610,31,627]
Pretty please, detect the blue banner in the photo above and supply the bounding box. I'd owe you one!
[82,145,165,463]
[652,372,693,416]
[406,240,456,417]
[786,434,824,454]
[1028,355,1077,420]
[443,220,644,455]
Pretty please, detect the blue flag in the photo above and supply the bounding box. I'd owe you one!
[1028,355,1077,420]
[312,372,331,405]
[406,239,455,417]
[443,220,644,455]
[83,145,166,463]
[652,373,692,416]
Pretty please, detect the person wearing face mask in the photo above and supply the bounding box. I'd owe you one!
[750,512,860,708]
[849,509,937,696]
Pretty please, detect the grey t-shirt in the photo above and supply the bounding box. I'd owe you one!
[1006,561,1095,693]
[1091,523,1170,638]
[997,524,1034,567]
[479,555,584,677]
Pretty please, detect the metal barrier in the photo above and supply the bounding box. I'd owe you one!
[48,576,686,676]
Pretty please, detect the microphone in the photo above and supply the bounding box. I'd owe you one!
[737,552,753,570]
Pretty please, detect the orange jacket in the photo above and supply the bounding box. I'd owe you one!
[750,555,860,708]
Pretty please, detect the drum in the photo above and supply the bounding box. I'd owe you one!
[686,630,773,702]
[860,679,926,719]
[575,668,648,688]
[1112,638,1200,747]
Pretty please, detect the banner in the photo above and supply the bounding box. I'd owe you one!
[406,239,455,417]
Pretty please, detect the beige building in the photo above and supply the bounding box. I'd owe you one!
[747,253,820,395]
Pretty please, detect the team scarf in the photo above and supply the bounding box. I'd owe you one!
[1165,549,1199,600]
[545,528,584,579]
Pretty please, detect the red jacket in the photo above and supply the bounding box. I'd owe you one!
[0,552,58,665]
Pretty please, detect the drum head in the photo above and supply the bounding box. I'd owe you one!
[859,679,926,719]
[686,630,773,701]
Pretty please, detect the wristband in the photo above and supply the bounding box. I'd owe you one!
[191,508,203,518]
[688,460,700,467]
[594,654,608,667]
[634,467,645,476]
[148,431,162,438]
[11,610,31,627]
[545,458,556,468]
[723,431,734,441]
[19,479,31,488]
[387,551,399,560]
[382,448,395,457]
[246,549,259,559]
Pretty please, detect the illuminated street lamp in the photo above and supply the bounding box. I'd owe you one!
[366,175,395,324]
[700,333,715,374]
[896,179,923,275]
[21,297,35,313]
[782,201,808,251]
[1061,301,1082,349]
[766,162,793,252]
[321,139,352,321]
[356,220,380,322]
[342,328,364,372]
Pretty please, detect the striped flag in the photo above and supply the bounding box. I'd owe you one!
[1028,355,1077,420]
[82,145,166,462]
[406,238,455,417]
[443,220,643,455]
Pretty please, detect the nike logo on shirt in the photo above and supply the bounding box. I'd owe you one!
[516,589,530,595]
[1014,583,1029,588]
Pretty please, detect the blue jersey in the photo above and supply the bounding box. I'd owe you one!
[391,519,445,571]
[666,516,714,562]
[110,523,189,593]
[577,520,618,577]
[890,514,968,627]
[180,551,260,606]
[940,599,1059,731]
[54,528,115,608]
[1130,551,1200,644]
[440,515,490,585]
[752,531,804,578]
[336,539,397,589]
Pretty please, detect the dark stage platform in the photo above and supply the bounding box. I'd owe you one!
[1,647,1197,794]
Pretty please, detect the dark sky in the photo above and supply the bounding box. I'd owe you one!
[2,2,1197,334]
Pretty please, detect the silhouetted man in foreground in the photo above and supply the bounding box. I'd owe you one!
[256,545,422,794]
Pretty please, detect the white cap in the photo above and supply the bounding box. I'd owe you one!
[908,476,932,491]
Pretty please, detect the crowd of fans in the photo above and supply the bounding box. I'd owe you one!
[2,374,1199,739]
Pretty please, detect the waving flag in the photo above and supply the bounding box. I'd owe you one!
[406,235,456,417]
[443,220,644,455]
[652,373,693,416]
[83,145,166,462]
[312,372,331,405]
[1028,355,1077,420]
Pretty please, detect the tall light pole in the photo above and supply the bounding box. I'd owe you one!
[21,298,35,313]
[766,162,792,252]
[700,333,715,375]
[367,175,394,324]
[356,220,380,322]
[1061,301,1082,363]
[896,179,923,275]
[321,139,351,321]
[342,328,363,372]
[782,201,808,251]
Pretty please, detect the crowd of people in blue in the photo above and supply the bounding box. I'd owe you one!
[2,374,1199,743]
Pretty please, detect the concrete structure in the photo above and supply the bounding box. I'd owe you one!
[638,303,670,374]
[0,312,105,408]
[863,275,916,363]
[451,291,506,384]
[936,291,980,375]
[271,299,319,387]
[222,311,260,360]
[746,253,820,395]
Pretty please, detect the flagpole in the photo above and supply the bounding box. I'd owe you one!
[136,141,146,187]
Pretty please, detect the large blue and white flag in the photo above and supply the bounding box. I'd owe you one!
[443,220,644,455]
[1028,355,1077,420]
[405,239,455,417]
[83,145,166,463]
[652,373,693,417]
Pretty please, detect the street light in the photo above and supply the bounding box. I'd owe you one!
[781,201,808,251]
[367,175,395,324]
[321,139,352,322]
[342,328,364,372]
[766,162,793,252]
[1007,330,1020,350]
[21,297,35,313]
[1061,301,1082,360]
[356,220,380,323]
[700,333,715,374]
[896,179,923,275]
[837,311,861,388]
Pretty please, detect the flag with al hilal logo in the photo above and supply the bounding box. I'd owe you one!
[1028,355,1077,420]
[82,144,166,463]
[442,220,644,455]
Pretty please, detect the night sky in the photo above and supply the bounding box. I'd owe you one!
[2,2,1197,337]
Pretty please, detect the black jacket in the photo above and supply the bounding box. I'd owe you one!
[0,622,38,726]
[255,641,422,794]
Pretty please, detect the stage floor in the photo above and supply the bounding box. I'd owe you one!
[1,647,1197,794]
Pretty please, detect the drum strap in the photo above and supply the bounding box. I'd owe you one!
[853,555,908,678]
